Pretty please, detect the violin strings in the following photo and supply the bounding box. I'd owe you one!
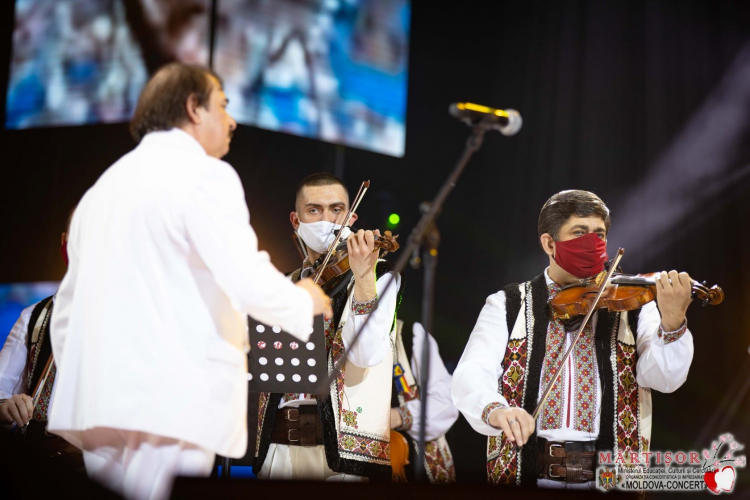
[313,180,369,283]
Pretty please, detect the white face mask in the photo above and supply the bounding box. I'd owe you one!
[296,220,352,255]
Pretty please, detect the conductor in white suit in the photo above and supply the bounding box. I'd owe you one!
[47,63,333,500]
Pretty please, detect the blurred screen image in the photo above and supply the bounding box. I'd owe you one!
[6,0,410,157]
[5,0,211,129]
[215,0,411,157]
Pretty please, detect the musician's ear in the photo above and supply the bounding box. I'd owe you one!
[540,233,555,257]
[349,213,358,225]
[290,211,300,231]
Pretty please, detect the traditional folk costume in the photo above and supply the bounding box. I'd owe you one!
[254,262,402,481]
[48,129,315,500]
[0,296,82,468]
[452,268,693,489]
[391,321,458,483]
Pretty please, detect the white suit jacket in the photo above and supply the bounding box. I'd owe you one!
[48,129,314,458]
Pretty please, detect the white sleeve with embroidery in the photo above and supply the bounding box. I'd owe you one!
[404,322,459,442]
[0,304,35,399]
[451,290,511,436]
[342,271,400,368]
[634,301,694,393]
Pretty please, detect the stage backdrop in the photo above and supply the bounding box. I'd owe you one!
[1,1,750,490]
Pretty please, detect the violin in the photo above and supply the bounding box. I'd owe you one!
[550,271,724,320]
[312,231,401,288]
[533,248,724,422]
[390,429,411,482]
[310,180,401,289]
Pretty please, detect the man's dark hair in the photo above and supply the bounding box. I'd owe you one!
[295,173,348,210]
[538,190,611,240]
[129,63,223,142]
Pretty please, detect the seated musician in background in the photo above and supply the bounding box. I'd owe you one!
[253,173,403,481]
[390,321,458,483]
[0,210,82,469]
[452,190,695,489]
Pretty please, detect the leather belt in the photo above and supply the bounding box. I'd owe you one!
[270,406,324,446]
[538,438,596,483]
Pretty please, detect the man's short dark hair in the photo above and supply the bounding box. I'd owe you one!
[130,63,223,142]
[295,173,348,210]
[538,190,611,240]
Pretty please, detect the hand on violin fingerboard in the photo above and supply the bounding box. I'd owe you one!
[655,270,692,332]
[348,229,379,302]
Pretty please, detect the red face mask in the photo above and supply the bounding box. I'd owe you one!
[553,232,608,279]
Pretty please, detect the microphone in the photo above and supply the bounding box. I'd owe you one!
[449,102,522,136]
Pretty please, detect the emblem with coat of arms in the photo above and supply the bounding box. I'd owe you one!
[598,466,617,491]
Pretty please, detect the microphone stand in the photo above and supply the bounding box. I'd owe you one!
[317,117,497,481]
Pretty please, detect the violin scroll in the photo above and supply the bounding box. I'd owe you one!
[693,282,724,307]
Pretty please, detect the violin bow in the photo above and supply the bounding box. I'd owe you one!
[531,247,625,421]
[312,180,370,284]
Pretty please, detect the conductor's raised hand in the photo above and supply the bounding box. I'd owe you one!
[296,278,333,318]
[488,406,536,446]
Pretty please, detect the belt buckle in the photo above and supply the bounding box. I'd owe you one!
[548,464,562,479]
[285,409,299,422]
[549,443,563,457]
[288,429,300,443]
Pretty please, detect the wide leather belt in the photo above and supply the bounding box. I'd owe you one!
[538,438,597,483]
[270,406,324,446]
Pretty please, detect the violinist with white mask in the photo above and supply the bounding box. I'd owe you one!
[252,173,402,481]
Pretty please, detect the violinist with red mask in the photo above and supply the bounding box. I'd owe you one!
[451,190,694,489]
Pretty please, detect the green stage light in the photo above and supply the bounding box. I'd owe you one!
[388,213,401,226]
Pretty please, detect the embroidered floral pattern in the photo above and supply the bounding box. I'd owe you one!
[424,438,457,483]
[616,341,640,458]
[256,392,270,456]
[657,320,687,345]
[329,313,391,464]
[32,362,56,421]
[397,405,413,431]
[487,309,530,486]
[352,295,378,315]
[540,315,566,430]
[501,339,527,406]
[488,438,519,485]
[482,402,506,426]
[342,409,359,429]
[573,322,597,433]
[338,433,390,459]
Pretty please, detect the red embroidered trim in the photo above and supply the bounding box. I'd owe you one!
[540,317,565,430]
[657,319,687,345]
[616,342,639,456]
[352,296,378,315]
[397,406,413,431]
[32,361,56,422]
[482,402,506,426]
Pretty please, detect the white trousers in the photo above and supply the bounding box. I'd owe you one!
[257,444,366,482]
[81,428,215,500]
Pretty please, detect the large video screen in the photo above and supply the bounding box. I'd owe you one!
[6,0,410,157]
[5,0,211,129]
[215,0,410,157]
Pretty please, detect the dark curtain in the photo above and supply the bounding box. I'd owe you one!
[1,0,749,488]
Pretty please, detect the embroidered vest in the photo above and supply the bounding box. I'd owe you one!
[254,262,403,480]
[26,296,56,422]
[390,320,457,483]
[486,274,651,486]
